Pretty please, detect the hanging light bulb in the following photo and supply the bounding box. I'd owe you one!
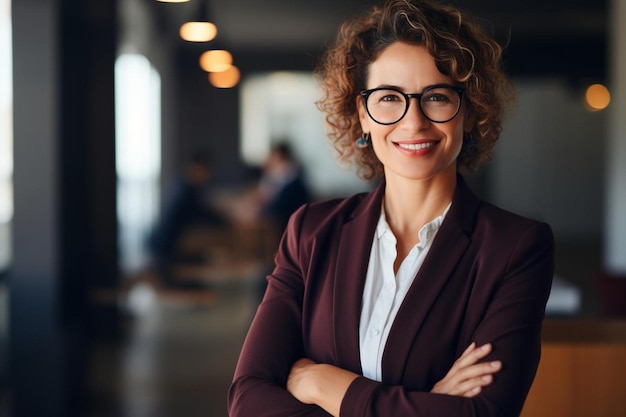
[209,65,241,88]
[199,50,233,73]
[180,22,217,42]
[585,83,611,111]
[179,0,216,42]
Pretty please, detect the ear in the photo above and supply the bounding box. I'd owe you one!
[356,95,371,133]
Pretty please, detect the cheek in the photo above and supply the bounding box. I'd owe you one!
[369,126,394,156]
[451,122,465,145]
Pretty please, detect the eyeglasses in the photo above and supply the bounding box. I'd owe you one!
[360,84,464,125]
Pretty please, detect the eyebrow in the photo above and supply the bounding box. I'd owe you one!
[368,83,460,92]
[370,84,405,91]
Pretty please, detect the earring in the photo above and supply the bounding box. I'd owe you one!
[355,133,371,149]
[463,132,476,146]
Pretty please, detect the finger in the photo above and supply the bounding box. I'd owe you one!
[451,372,496,397]
[438,360,501,394]
[459,361,502,379]
[454,360,502,382]
[460,342,477,357]
[462,385,482,398]
[440,347,474,380]
[453,343,493,369]
[432,344,500,395]
[459,372,499,397]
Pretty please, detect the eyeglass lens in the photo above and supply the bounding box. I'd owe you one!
[365,86,461,124]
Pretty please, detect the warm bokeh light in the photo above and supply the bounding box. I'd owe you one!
[585,83,611,111]
[179,22,217,42]
[156,0,190,3]
[209,65,240,88]
[199,50,233,72]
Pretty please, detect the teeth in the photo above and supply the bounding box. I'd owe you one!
[397,142,434,150]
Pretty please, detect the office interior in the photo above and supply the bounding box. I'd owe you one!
[2,0,626,416]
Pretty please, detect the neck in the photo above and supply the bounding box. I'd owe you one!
[383,171,456,235]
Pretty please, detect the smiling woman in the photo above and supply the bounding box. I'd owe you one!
[228,1,553,417]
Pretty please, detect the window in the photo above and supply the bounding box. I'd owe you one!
[0,0,12,271]
[115,54,161,273]
[0,0,11,393]
[240,72,369,199]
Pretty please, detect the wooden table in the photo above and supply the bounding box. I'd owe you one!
[520,318,626,417]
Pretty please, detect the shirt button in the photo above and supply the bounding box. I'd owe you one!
[371,329,380,336]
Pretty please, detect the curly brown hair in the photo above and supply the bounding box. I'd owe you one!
[315,0,516,180]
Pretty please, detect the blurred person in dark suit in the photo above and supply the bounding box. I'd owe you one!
[257,142,312,236]
[251,142,312,300]
[147,149,227,289]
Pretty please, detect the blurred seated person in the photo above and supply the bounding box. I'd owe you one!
[146,150,227,289]
[256,142,312,237]
[251,142,312,299]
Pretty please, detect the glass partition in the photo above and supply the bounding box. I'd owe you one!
[115,54,161,274]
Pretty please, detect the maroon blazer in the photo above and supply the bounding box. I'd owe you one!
[228,176,554,417]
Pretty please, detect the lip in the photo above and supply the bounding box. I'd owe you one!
[393,140,439,156]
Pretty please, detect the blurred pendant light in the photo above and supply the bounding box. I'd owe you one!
[157,0,190,3]
[209,65,241,89]
[199,50,233,72]
[180,0,217,42]
[585,83,611,111]
[180,22,217,42]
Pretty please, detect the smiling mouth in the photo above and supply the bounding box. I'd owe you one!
[396,142,435,151]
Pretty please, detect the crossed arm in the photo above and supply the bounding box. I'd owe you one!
[228,208,554,417]
[286,342,502,416]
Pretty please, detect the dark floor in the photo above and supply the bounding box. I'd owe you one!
[87,279,258,417]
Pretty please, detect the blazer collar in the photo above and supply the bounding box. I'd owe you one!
[332,181,384,373]
[331,175,481,377]
[382,175,480,382]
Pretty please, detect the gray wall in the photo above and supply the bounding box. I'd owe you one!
[491,79,606,241]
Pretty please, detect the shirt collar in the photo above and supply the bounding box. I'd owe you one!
[376,202,452,246]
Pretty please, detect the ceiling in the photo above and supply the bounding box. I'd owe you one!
[143,0,609,80]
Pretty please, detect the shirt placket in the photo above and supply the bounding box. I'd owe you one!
[366,231,397,380]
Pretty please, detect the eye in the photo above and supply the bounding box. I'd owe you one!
[380,93,402,102]
[369,89,405,105]
[423,92,452,103]
[422,87,460,107]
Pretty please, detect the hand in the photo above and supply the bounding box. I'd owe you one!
[287,358,358,417]
[286,358,318,404]
[431,342,502,397]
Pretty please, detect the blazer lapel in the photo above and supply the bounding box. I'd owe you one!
[381,176,480,382]
[332,182,385,374]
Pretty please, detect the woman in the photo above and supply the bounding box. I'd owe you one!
[228,1,554,416]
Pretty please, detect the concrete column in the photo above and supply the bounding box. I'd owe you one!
[11,0,118,415]
[606,0,626,274]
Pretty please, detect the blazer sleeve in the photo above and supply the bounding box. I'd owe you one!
[339,221,555,417]
[228,204,332,417]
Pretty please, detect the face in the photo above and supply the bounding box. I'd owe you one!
[357,42,473,184]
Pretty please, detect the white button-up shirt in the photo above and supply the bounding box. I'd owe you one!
[359,204,450,381]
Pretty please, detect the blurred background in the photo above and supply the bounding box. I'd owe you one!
[2,0,626,416]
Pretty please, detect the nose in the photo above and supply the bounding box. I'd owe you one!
[401,97,431,129]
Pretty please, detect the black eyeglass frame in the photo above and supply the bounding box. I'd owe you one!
[360,83,465,125]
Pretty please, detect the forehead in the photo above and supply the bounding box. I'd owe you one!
[366,42,453,89]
